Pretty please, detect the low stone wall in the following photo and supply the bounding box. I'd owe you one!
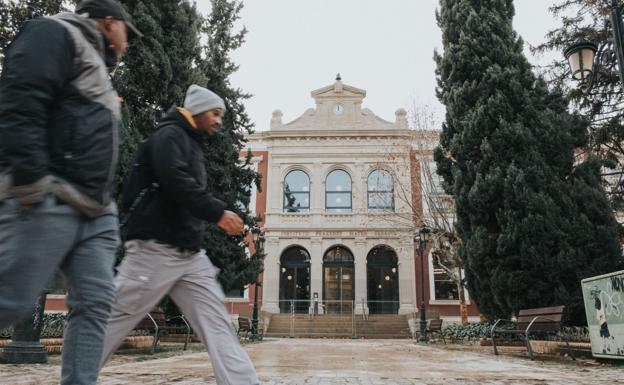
[0,336,154,354]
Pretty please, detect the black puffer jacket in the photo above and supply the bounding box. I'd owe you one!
[0,13,121,216]
[123,107,227,251]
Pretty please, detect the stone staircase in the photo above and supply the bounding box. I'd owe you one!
[265,314,412,339]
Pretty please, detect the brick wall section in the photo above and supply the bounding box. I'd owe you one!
[409,149,481,319]
[409,149,423,219]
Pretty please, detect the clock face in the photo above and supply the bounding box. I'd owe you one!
[333,103,344,115]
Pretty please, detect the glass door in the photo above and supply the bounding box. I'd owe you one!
[279,266,310,313]
[323,266,354,314]
[367,266,399,314]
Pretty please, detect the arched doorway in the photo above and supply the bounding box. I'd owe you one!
[367,245,399,314]
[323,246,354,314]
[279,246,311,313]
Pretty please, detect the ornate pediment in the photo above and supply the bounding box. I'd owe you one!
[271,75,408,131]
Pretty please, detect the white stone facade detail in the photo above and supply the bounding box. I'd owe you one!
[249,78,436,315]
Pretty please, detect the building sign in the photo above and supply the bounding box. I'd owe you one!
[581,270,624,360]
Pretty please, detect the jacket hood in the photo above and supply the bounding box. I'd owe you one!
[159,107,206,144]
[51,12,105,57]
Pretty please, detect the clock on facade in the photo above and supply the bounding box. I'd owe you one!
[333,103,344,115]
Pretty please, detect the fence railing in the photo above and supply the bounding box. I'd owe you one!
[277,299,400,315]
[275,299,406,338]
[365,300,400,315]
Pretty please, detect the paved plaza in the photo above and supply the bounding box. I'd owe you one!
[1,339,624,384]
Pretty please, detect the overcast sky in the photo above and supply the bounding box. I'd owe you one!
[195,1,561,131]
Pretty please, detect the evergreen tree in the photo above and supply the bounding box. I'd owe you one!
[434,0,622,324]
[199,0,262,293]
[0,0,69,68]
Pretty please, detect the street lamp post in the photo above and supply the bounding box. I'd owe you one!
[1,292,48,363]
[415,224,431,343]
[564,0,624,90]
[250,227,265,341]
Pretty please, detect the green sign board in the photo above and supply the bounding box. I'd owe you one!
[581,270,624,359]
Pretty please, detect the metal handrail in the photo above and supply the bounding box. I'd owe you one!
[278,299,401,314]
[351,300,356,339]
[278,299,358,315]
[289,300,295,338]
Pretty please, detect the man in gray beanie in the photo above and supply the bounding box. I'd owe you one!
[98,84,259,384]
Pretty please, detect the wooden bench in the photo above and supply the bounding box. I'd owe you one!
[237,316,263,341]
[490,305,573,360]
[134,307,191,353]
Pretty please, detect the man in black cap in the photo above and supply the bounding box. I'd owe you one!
[0,1,140,383]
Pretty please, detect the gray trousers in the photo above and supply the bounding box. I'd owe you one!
[0,195,118,385]
[100,240,259,385]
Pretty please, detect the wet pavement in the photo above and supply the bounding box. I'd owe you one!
[2,338,624,384]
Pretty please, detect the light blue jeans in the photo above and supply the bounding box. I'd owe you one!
[0,194,118,385]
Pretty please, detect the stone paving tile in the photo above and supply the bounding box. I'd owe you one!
[2,339,624,384]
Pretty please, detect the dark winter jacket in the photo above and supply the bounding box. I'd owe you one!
[0,12,121,217]
[122,107,227,252]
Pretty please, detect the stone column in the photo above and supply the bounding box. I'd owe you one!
[309,237,323,313]
[353,162,365,213]
[312,162,322,212]
[270,163,281,211]
[398,240,417,314]
[261,237,281,314]
[354,237,368,314]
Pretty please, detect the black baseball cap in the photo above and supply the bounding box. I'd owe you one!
[76,0,143,37]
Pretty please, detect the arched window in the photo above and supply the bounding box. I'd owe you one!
[281,246,311,265]
[325,170,352,212]
[323,246,354,264]
[368,170,394,211]
[283,170,310,212]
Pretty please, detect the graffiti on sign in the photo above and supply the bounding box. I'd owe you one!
[582,270,624,359]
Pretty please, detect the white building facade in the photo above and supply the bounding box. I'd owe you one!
[249,78,421,315]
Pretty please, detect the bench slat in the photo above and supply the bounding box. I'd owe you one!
[518,306,564,316]
[517,314,563,324]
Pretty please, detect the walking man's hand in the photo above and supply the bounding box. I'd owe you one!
[217,210,244,236]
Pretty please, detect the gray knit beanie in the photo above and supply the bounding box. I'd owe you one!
[183,84,226,115]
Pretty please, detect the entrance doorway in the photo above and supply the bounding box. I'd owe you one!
[323,246,354,314]
[367,245,399,314]
[279,246,311,313]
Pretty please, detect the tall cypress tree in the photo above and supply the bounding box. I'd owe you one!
[434,0,622,324]
[200,0,262,293]
[114,0,206,195]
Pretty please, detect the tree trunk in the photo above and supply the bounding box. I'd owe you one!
[457,280,468,325]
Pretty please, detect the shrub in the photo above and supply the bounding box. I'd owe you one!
[441,321,514,342]
[0,312,67,339]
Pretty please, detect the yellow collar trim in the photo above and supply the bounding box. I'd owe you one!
[177,107,197,129]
